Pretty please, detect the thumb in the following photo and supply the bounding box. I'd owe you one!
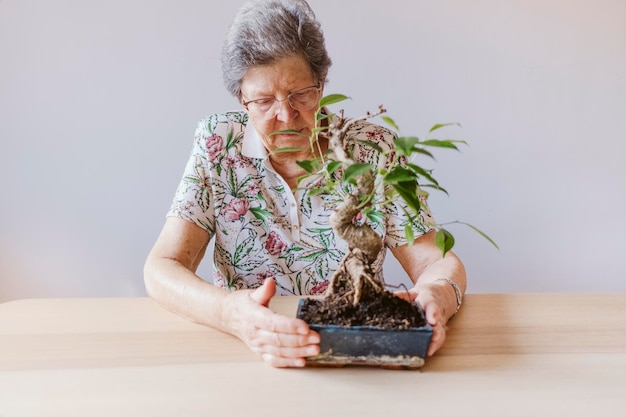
[250,278,276,307]
[421,299,441,327]
[393,289,417,302]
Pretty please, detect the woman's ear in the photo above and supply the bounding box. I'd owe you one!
[319,77,327,94]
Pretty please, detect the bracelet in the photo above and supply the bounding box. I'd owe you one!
[434,278,463,314]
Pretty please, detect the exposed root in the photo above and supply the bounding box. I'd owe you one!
[327,247,384,306]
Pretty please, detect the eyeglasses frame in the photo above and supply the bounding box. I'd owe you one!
[241,83,322,116]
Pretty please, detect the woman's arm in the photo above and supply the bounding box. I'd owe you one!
[143,217,320,367]
[390,230,467,355]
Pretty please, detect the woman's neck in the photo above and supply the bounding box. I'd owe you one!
[269,137,328,189]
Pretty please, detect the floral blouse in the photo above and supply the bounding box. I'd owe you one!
[167,111,434,296]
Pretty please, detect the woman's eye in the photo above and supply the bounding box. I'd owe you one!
[291,93,306,102]
[254,99,274,109]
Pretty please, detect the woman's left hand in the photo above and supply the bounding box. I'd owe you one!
[394,283,452,356]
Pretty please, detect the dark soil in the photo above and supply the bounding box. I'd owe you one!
[297,290,427,330]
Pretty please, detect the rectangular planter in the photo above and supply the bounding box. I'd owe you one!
[297,299,433,369]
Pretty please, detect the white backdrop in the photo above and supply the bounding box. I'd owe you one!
[1,0,625,302]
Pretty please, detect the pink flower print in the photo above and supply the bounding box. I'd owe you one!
[224,155,248,169]
[224,157,235,169]
[223,197,250,221]
[310,280,329,295]
[235,154,248,167]
[246,182,261,197]
[206,134,225,162]
[265,231,287,255]
[256,270,276,285]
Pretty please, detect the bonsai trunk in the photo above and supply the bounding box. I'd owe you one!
[326,180,384,306]
[322,113,387,305]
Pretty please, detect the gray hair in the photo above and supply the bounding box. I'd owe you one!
[221,0,332,99]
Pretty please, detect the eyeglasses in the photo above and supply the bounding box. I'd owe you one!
[242,83,321,118]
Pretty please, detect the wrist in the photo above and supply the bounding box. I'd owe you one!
[433,278,463,316]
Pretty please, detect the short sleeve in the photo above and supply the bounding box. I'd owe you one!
[166,120,217,236]
[382,193,435,248]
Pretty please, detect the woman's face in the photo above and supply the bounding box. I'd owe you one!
[240,55,323,155]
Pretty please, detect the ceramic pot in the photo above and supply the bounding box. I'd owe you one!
[296,299,433,369]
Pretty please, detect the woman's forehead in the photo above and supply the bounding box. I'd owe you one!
[241,56,315,96]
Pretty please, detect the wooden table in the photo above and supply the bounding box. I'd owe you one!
[1,293,625,416]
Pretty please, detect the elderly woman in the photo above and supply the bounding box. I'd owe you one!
[144,0,466,368]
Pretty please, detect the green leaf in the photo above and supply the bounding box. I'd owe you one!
[296,159,319,173]
[316,112,332,122]
[225,130,234,149]
[250,207,272,224]
[343,163,373,184]
[306,187,324,196]
[392,181,422,215]
[299,249,326,261]
[383,166,417,184]
[234,234,255,265]
[420,139,466,150]
[364,208,384,225]
[435,228,455,257]
[429,122,461,133]
[269,129,307,137]
[296,173,313,187]
[411,147,435,160]
[419,184,446,195]
[406,163,445,192]
[394,136,420,156]
[183,176,200,184]
[271,146,306,154]
[406,163,433,178]
[381,116,399,131]
[326,160,343,175]
[307,227,332,234]
[457,222,500,250]
[311,126,330,135]
[319,94,350,107]
[404,223,415,246]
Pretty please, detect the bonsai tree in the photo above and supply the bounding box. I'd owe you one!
[286,93,497,329]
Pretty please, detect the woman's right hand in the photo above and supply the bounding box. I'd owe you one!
[221,278,320,368]
[145,219,319,367]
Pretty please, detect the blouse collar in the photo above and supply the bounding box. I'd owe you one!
[241,121,268,159]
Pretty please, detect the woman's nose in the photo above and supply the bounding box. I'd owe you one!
[274,99,298,122]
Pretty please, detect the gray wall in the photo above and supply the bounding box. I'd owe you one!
[1,0,625,302]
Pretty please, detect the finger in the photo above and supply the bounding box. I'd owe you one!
[420,297,442,327]
[245,283,310,335]
[257,342,320,360]
[249,278,276,307]
[252,307,311,336]
[426,308,439,326]
[254,328,320,348]
[392,290,417,302]
[428,323,446,356]
[261,353,307,368]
